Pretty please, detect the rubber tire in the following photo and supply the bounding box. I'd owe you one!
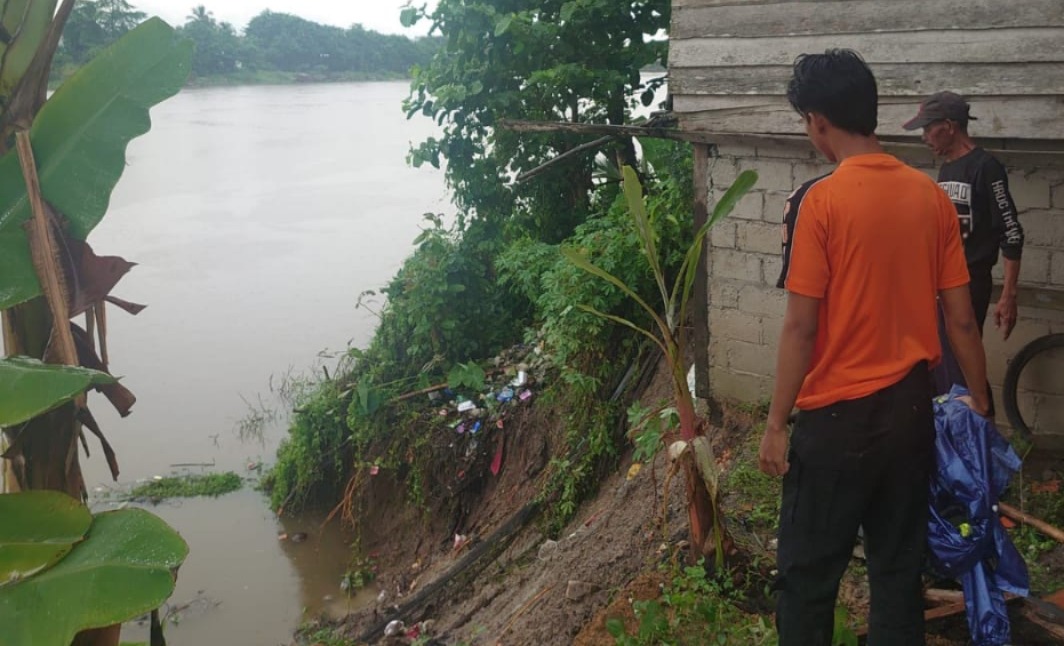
[1002,333,1064,441]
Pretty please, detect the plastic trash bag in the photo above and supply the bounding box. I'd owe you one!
[928,386,1030,646]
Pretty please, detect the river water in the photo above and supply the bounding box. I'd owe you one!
[82,81,447,645]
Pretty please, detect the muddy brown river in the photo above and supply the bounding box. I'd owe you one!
[81,81,446,645]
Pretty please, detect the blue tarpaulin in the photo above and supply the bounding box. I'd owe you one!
[928,386,1030,646]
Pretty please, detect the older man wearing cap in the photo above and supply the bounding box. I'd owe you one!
[904,91,1025,396]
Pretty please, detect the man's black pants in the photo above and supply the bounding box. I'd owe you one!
[933,270,993,408]
[775,364,934,646]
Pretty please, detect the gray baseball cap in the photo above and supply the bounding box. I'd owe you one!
[903,91,978,130]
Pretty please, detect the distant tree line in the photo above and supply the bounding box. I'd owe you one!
[56,1,440,80]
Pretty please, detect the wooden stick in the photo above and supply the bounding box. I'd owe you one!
[515,135,615,183]
[96,300,109,369]
[999,502,1064,543]
[924,588,965,605]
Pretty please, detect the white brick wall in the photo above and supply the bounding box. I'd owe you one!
[704,140,1064,437]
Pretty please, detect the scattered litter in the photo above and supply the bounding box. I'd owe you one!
[538,539,559,560]
[152,475,164,481]
[470,421,482,435]
[496,387,515,403]
[518,389,533,401]
[626,463,642,480]
[377,590,387,604]
[246,461,260,471]
[510,371,527,387]
[428,390,441,401]
[496,419,505,429]
[455,423,467,435]
[491,436,505,476]
[438,408,449,417]
[457,400,476,413]
[369,465,380,476]
[384,620,406,637]
[453,533,470,552]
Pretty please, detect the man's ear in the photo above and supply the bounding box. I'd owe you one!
[809,112,830,135]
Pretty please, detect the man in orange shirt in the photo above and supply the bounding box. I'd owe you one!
[760,50,992,646]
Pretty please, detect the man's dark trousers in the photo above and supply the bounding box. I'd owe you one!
[774,364,934,646]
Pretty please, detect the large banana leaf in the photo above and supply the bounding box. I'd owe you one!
[0,356,114,426]
[0,17,192,309]
[0,491,91,587]
[0,0,59,100]
[0,507,188,646]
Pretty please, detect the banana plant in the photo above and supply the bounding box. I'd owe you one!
[0,2,192,644]
[564,164,757,566]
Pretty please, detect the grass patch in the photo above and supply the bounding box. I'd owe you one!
[131,472,243,500]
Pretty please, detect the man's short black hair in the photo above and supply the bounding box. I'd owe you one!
[787,49,878,136]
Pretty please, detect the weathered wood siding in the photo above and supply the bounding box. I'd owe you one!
[669,0,1064,140]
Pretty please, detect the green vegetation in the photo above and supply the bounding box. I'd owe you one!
[54,1,440,85]
[0,492,188,646]
[0,6,191,642]
[264,2,701,542]
[606,561,778,645]
[1003,477,1064,592]
[131,472,243,500]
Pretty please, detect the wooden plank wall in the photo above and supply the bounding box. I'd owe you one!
[669,0,1064,140]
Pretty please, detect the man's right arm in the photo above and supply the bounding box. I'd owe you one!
[940,284,991,414]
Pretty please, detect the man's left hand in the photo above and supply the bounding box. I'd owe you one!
[995,294,1018,340]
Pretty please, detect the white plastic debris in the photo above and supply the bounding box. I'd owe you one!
[457,400,476,413]
[384,620,406,637]
[510,370,528,387]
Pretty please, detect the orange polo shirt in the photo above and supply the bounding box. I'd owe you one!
[780,153,970,410]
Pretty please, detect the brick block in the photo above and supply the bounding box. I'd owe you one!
[1020,209,1064,247]
[709,338,729,368]
[1052,251,1064,287]
[793,161,832,186]
[711,249,762,282]
[1019,247,1052,284]
[728,340,777,377]
[755,140,816,161]
[1011,172,1052,210]
[718,189,762,221]
[762,255,783,287]
[749,159,794,192]
[714,142,756,159]
[710,308,762,345]
[1052,182,1064,209]
[761,315,784,346]
[709,157,739,188]
[710,220,737,249]
[763,191,789,224]
[738,283,786,317]
[736,221,783,255]
[710,367,771,402]
[709,282,741,309]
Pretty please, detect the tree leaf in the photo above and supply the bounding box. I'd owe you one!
[0,0,59,101]
[0,508,189,646]
[560,2,578,22]
[0,491,91,588]
[0,18,192,310]
[0,356,114,427]
[494,14,514,37]
[399,6,419,28]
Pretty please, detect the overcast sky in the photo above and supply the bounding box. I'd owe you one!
[136,0,438,36]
